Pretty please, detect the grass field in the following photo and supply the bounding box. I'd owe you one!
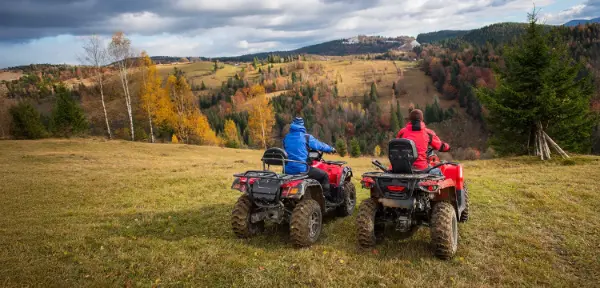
[2,139,599,287]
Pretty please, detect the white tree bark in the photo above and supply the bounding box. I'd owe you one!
[80,35,112,139]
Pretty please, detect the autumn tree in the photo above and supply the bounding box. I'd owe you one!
[163,72,219,145]
[108,31,135,141]
[139,52,167,143]
[223,119,241,148]
[374,145,382,156]
[248,88,275,149]
[80,35,111,139]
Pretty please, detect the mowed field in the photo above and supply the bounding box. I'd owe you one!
[1,139,599,287]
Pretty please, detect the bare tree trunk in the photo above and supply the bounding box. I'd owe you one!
[123,66,134,141]
[148,108,155,143]
[543,131,570,158]
[98,71,112,139]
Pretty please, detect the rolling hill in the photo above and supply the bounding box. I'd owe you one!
[565,17,600,27]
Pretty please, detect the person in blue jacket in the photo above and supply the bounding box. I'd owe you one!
[283,117,337,194]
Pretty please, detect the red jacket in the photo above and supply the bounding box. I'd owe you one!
[396,121,450,170]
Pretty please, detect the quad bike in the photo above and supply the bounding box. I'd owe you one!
[356,139,469,259]
[231,148,356,246]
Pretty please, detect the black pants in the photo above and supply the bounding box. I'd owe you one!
[308,167,330,194]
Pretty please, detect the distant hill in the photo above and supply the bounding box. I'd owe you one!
[417,23,549,47]
[565,17,600,27]
[215,35,416,62]
[416,30,469,44]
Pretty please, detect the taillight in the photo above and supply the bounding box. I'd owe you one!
[281,180,303,197]
[361,177,375,189]
[387,185,406,192]
[232,177,257,192]
[419,181,439,192]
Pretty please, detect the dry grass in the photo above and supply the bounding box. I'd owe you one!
[0,71,23,81]
[2,139,598,287]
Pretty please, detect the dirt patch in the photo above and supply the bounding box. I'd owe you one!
[0,71,23,81]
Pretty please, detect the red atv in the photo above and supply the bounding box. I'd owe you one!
[231,148,356,246]
[356,139,469,259]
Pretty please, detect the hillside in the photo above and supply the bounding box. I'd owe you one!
[565,17,600,27]
[0,139,599,287]
[416,30,469,44]
[216,36,416,62]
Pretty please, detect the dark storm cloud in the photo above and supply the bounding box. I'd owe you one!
[580,0,600,17]
[0,0,383,42]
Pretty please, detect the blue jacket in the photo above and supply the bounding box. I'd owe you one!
[283,118,334,174]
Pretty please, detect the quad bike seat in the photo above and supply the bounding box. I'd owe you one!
[261,147,288,166]
[388,139,418,174]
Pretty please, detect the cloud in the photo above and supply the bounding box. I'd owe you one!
[0,0,566,67]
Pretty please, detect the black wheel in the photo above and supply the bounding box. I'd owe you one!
[356,198,384,248]
[290,199,322,247]
[336,181,356,217]
[231,195,264,238]
[430,201,458,259]
[459,181,470,222]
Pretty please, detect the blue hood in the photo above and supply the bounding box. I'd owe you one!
[290,118,306,133]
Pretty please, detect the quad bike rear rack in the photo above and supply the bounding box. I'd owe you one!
[362,171,444,181]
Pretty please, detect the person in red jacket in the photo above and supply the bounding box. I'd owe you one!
[396,109,450,174]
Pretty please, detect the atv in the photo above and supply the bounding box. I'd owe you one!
[356,139,469,259]
[231,148,356,246]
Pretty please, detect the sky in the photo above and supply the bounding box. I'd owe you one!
[0,0,595,68]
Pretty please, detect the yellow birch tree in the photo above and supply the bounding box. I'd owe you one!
[248,87,274,149]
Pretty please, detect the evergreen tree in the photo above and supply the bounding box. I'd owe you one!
[51,85,88,137]
[335,138,347,157]
[350,138,361,157]
[201,81,207,90]
[9,101,47,139]
[397,100,405,127]
[390,104,400,132]
[280,67,284,75]
[477,11,596,155]
[291,72,297,83]
[369,82,378,102]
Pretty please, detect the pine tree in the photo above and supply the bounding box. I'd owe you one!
[51,84,88,137]
[369,82,378,102]
[477,11,596,156]
[397,100,405,127]
[336,138,348,157]
[9,101,47,139]
[390,104,400,132]
[350,138,361,157]
[201,81,206,90]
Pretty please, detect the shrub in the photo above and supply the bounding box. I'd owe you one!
[350,138,361,157]
[172,134,179,144]
[9,101,47,139]
[373,145,382,156]
[51,85,88,137]
[336,138,347,157]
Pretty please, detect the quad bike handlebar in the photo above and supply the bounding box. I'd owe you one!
[372,159,389,172]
